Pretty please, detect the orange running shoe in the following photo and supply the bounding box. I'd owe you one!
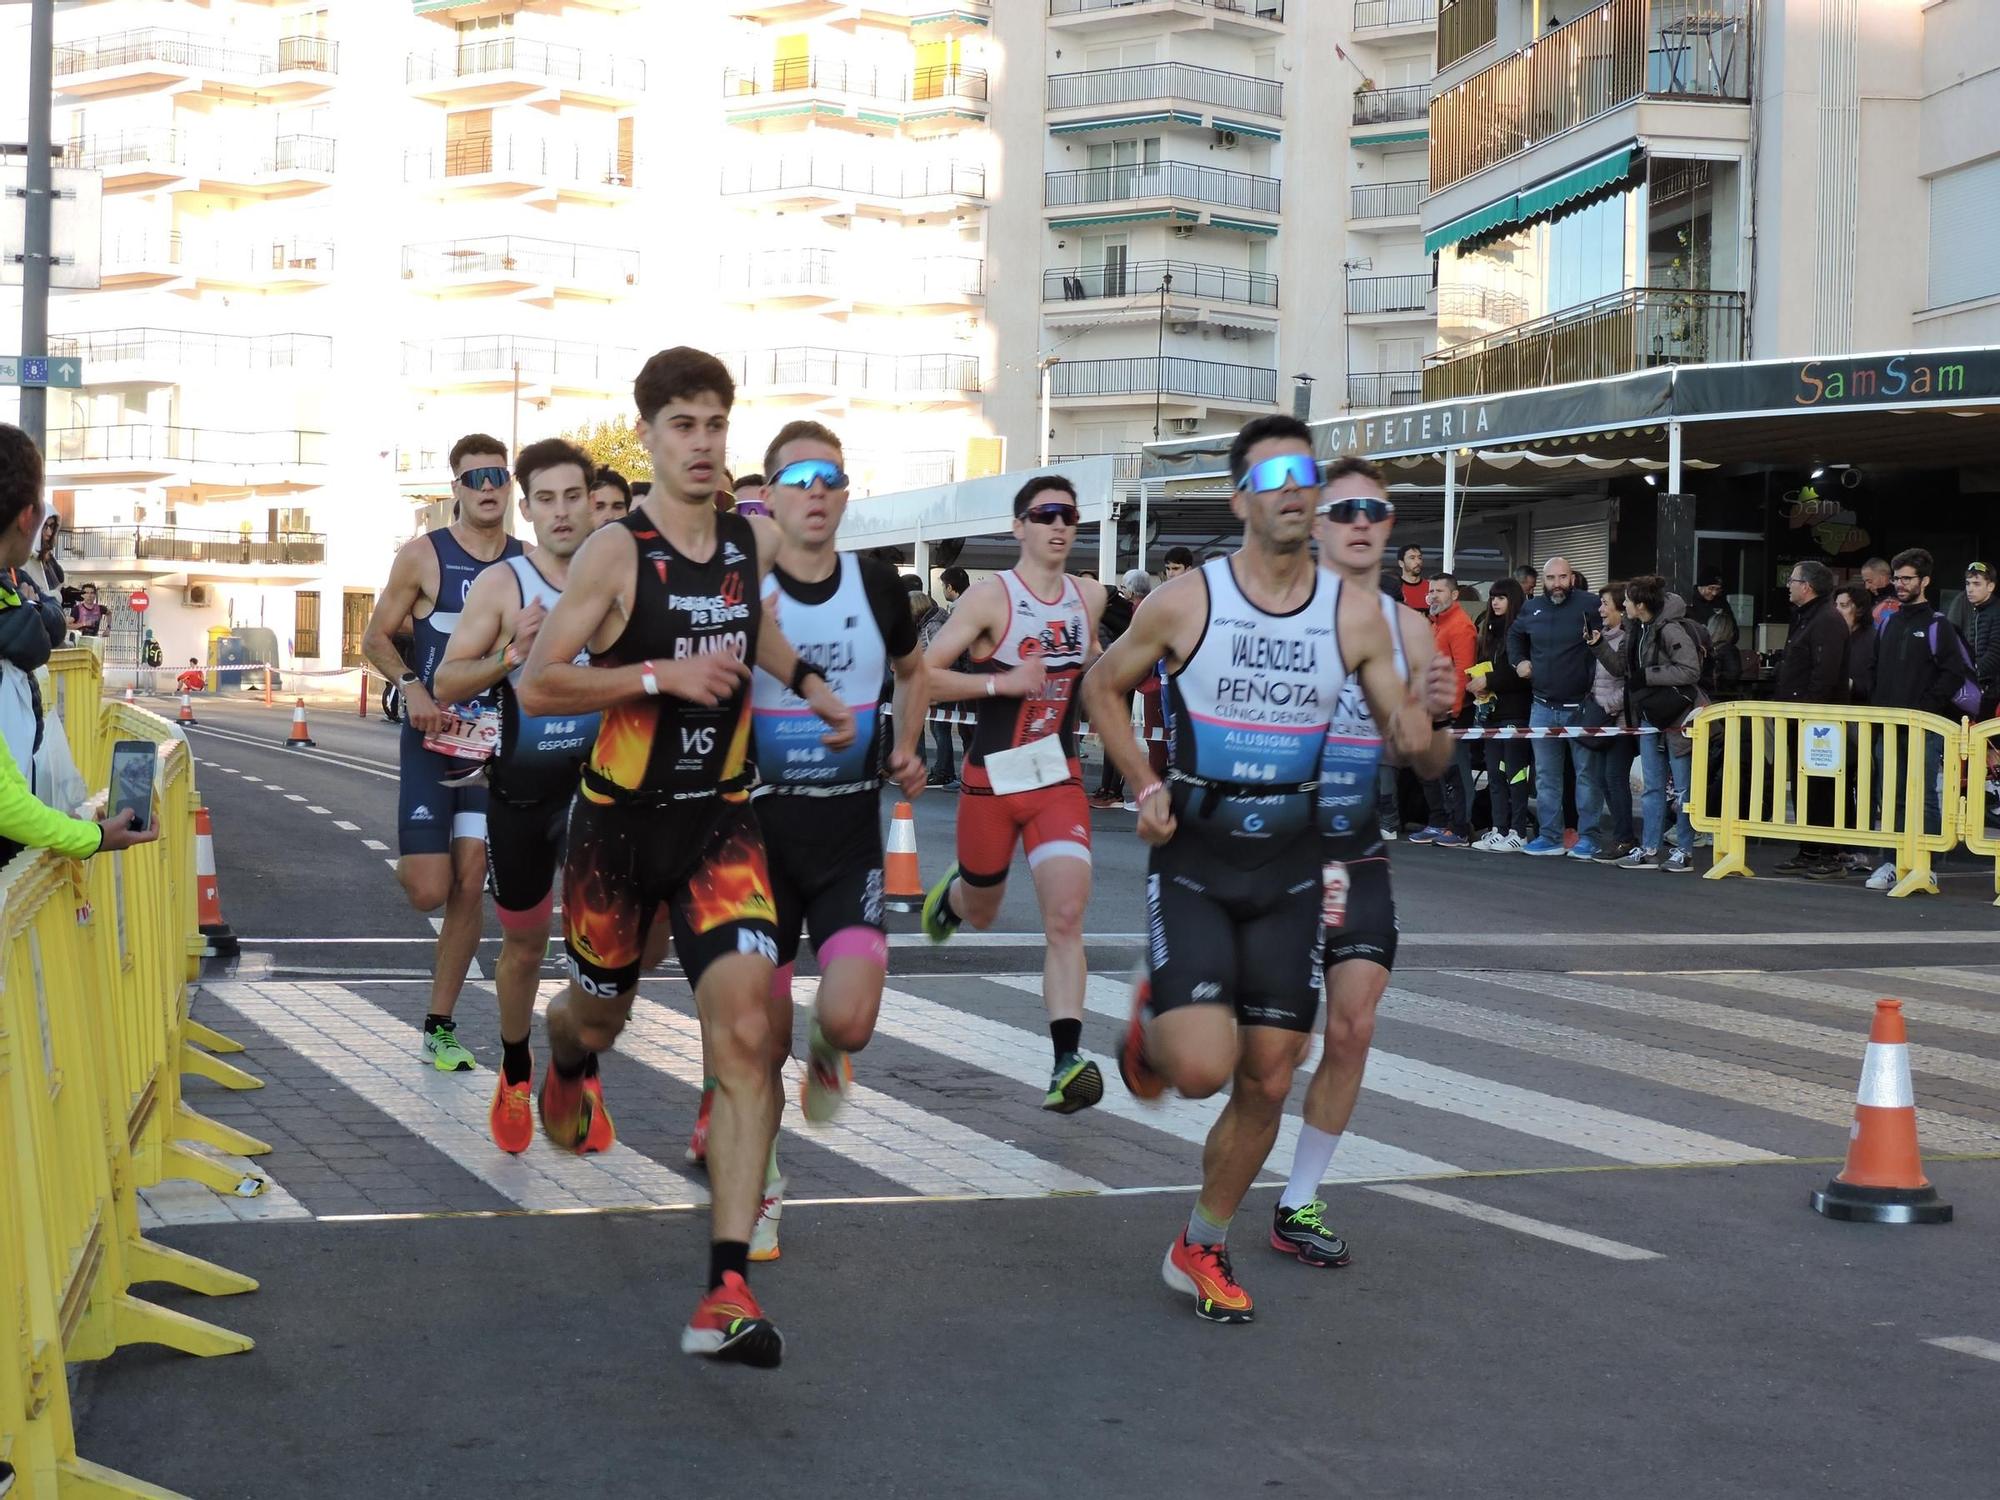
[580,1076,616,1154]
[681,1272,784,1368]
[537,1067,592,1153]
[489,1069,534,1155]
[1120,975,1166,1102]
[1162,1234,1254,1324]
[685,1081,714,1166]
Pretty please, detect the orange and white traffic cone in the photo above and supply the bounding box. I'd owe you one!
[883,800,923,912]
[283,697,315,748]
[177,691,198,727]
[1811,999,1952,1224]
[123,683,136,705]
[194,804,239,958]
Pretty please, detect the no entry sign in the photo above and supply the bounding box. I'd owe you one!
[129,590,150,613]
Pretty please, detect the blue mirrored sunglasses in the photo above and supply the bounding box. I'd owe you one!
[457,465,510,491]
[1236,453,1322,494]
[771,459,849,491]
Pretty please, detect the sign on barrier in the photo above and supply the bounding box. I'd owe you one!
[1963,717,2000,907]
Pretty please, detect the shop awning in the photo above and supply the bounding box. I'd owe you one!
[1211,116,1281,143]
[1352,128,1428,147]
[1049,111,1203,136]
[1424,194,1520,257]
[1209,215,1279,237]
[1046,208,1198,231]
[1516,146,1636,222]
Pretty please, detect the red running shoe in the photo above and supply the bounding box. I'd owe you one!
[681,1272,783,1368]
[580,1076,615,1154]
[1162,1234,1254,1324]
[489,1069,534,1155]
[1120,975,1165,1102]
[537,1067,592,1153]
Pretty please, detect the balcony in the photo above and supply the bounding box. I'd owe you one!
[722,58,990,132]
[1430,0,1750,194]
[1438,0,1498,71]
[1346,273,1430,317]
[1044,162,1280,230]
[1045,258,1277,309]
[62,129,192,191]
[41,425,328,490]
[726,348,981,404]
[1048,356,1276,408]
[194,134,336,198]
[721,250,983,312]
[402,236,639,302]
[719,155,985,214]
[1046,62,1282,124]
[404,137,634,204]
[48,329,334,387]
[1351,84,1429,127]
[1353,0,1437,34]
[60,526,328,582]
[401,336,638,398]
[1346,371,1424,409]
[1348,178,1424,222]
[184,238,335,293]
[406,38,646,108]
[54,28,338,102]
[1047,0,1285,36]
[1421,285,1745,400]
[98,230,185,288]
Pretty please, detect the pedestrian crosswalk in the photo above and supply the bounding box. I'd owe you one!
[158,964,2000,1231]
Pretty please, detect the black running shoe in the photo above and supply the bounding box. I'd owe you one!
[1270,1201,1351,1268]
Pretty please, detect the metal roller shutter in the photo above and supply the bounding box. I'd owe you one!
[1529,504,1611,591]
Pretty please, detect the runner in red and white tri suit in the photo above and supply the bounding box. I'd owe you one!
[919,474,1109,1113]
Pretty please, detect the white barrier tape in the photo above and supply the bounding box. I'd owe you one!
[1452,724,1662,741]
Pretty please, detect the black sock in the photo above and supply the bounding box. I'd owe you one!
[553,1049,589,1081]
[940,883,964,928]
[581,1050,600,1079]
[424,1013,452,1035]
[1051,1018,1082,1061]
[501,1036,532,1085]
[709,1240,750,1291]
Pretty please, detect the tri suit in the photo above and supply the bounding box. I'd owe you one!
[749,554,916,968]
[1313,590,1409,972]
[1146,558,1342,1032]
[398,527,524,856]
[562,509,779,996]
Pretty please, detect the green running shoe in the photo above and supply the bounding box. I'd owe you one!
[422,1020,475,1073]
[1270,1201,1351,1268]
[920,864,962,945]
[1043,1051,1103,1114]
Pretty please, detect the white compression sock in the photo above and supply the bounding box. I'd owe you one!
[1280,1125,1342,1210]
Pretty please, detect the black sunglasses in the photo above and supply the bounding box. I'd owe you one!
[1022,503,1080,527]
[457,465,510,491]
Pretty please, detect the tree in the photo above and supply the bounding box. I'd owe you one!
[564,418,653,483]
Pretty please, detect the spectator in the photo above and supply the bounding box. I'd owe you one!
[918,569,965,788]
[1831,582,1877,876]
[1959,562,1999,716]
[1515,563,1540,597]
[1692,568,1742,685]
[1393,544,1429,613]
[1580,582,1635,859]
[175,657,207,694]
[69,581,106,636]
[1088,571,1150,808]
[1471,577,1534,851]
[1769,560,1849,878]
[1866,548,1976,890]
[1412,574,1476,846]
[1861,556,1898,626]
[1594,574,1700,873]
[1506,556,1605,858]
[1161,547,1194,579]
[27,513,64,598]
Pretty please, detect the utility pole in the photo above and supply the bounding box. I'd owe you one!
[1038,354,1060,467]
[18,0,56,448]
[1151,270,1174,440]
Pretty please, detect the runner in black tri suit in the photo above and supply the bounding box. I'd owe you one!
[361,434,523,1073]
[518,347,853,1370]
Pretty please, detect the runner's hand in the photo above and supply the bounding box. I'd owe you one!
[404,681,444,734]
[661,653,751,707]
[1136,784,1176,846]
[886,746,927,800]
[509,600,547,666]
[96,807,160,852]
[1004,659,1047,699]
[802,675,856,750]
[1423,651,1456,718]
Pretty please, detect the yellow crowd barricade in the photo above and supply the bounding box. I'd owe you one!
[1689,702,1965,898]
[1964,717,2000,906]
[5,653,264,1499]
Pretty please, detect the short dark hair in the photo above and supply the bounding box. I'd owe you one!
[901,573,925,594]
[449,433,507,473]
[762,420,842,479]
[1890,547,1932,583]
[1398,542,1424,562]
[1013,473,1077,518]
[1835,582,1873,630]
[591,467,632,504]
[634,347,734,423]
[1227,414,1313,483]
[1434,572,1459,593]
[0,423,44,534]
[631,480,652,498]
[515,437,593,497]
[940,566,969,594]
[1626,574,1666,615]
[1599,581,1626,611]
[1164,546,1194,569]
[733,472,764,490]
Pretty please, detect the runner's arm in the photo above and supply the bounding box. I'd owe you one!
[1349,595,1440,772]
[884,645,929,798]
[362,539,441,730]
[1381,607,1455,778]
[1081,574,1199,845]
[430,565,515,707]
[518,525,685,714]
[924,580,1029,702]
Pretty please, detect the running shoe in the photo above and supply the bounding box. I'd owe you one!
[580,1076,616,1154]
[1088,789,1121,809]
[1433,830,1469,849]
[1520,834,1566,857]
[681,1272,784,1368]
[1408,825,1441,844]
[489,1071,534,1155]
[1566,838,1602,861]
[1616,847,1659,871]
[920,864,962,945]
[421,1020,475,1073]
[1503,831,1528,852]
[1162,1235,1254,1324]
[750,1176,784,1263]
[1775,852,1820,873]
[1045,1051,1103,1114]
[1379,822,1400,842]
[1270,1201,1351,1268]
[1592,843,1629,864]
[686,1082,714,1165]
[1803,860,1848,881]
[1663,847,1694,875]
[1471,829,1508,853]
[1119,977,1165,1102]
[801,1044,853,1125]
[537,1068,593,1153]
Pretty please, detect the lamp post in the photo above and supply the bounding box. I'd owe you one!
[17,0,56,448]
[1038,354,1061,467]
[1152,270,1174,440]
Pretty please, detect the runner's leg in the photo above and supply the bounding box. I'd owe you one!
[429,834,487,1022]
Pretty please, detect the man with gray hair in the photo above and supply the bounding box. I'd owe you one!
[1774,558,1848,876]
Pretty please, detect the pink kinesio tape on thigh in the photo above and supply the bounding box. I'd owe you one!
[818,927,888,969]
[770,962,795,1001]
[496,893,555,932]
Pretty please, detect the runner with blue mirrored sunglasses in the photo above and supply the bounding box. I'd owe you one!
[770,458,849,492]
[1235,452,1323,494]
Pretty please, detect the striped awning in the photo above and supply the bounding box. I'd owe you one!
[1424,193,1519,257]
[1047,208,1199,231]
[1050,111,1203,136]
[1209,215,1279,238]
[1352,128,1428,146]
[1211,116,1281,143]
[1517,146,1636,221]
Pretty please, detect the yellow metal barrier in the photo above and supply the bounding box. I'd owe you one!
[1689,702,1965,898]
[1964,717,2000,906]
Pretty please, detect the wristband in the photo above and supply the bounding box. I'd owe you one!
[640,660,661,697]
[501,643,520,672]
[790,658,826,696]
[985,675,997,697]
[1135,781,1165,807]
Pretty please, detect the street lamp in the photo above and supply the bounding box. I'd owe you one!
[1038,354,1062,468]
[1152,270,1174,440]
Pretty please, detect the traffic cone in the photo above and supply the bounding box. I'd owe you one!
[123,683,136,705]
[178,691,198,727]
[883,800,923,912]
[283,697,315,748]
[194,804,239,958]
[1811,999,1952,1224]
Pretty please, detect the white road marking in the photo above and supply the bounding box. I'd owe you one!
[383,857,398,868]
[334,820,360,831]
[1406,930,2000,949]
[1925,1335,2000,1364]
[363,839,388,851]
[428,916,483,980]
[1696,971,2000,1042]
[240,775,261,783]
[182,722,400,780]
[285,794,307,802]
[1369,1184,1663,1261]
[135,1143,311,1227]
[307,805,332,815]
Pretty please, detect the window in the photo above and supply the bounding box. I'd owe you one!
[294,591,321,660]
[1928,156,2000,309]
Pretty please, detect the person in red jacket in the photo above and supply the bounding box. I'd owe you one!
[1412,573,1478,846]
[174,658,206,694]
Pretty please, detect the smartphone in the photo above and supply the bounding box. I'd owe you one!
[109,739,157,834]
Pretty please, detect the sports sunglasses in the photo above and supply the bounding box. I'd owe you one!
[1022,502,1080,527]
[1236,453,1323,494]
[770,459,850,491]
[457,465,510,491]
[1316,495,1395,525]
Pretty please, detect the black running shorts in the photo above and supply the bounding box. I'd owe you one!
[484,788,570,919]
[1319,842,1398,972]
[752,791,886,968]
[1145,829,1323,1033]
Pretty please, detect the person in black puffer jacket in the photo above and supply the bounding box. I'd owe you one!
[1961,561,1999,716]
[1470,577,1534,849]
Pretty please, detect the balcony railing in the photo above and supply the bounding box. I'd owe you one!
[402,236,639,287]
[402,336,635,381]
[1044,258,1278,308]
[1048,356,1276,405]
[1045,161,1280,212]
[61,527,328,568]
[185,238,335,275]
[1438,0,1499,69]
[1049,0,1285,19]
[1422,285,1745,398]
[47,329,333,369]
[406,38,645,92]
[727,250,983,299]
[407,136,631,187]
[100,230,183,269]
[1347,273,1430,314]
[1349,179,1424,219]
[723,58,987,102]
[1046,62,1282,116]
[1346,371,1425,408]
[726,348,980,395]
[1352,83,1430,126]
[1354,0,1437,30]
[44,425,327,467]
[1431,0,1751,193]
[211,133,335,175]
[55,28,338,77]
[719,156,986,201]
[1437,283,1532,326]
[61,129,187,171]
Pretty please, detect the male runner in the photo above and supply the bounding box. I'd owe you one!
[518,346,853,1369]
[363,436,524,1070]
[1082,416,1430,1325]
[589,466,632,525]
[1272,459,1453,1268]
[432,437,599,1152]
[919,475,1108,1113]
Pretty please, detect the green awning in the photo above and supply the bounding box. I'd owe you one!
[1351,128,1428,146]
[1424,193,1519,256]
[1211,116,1281,143]
[1050,111,1202,136]
[1516,146,1636,221]
[1047,208,1198,231]
[1209,215,1279,238]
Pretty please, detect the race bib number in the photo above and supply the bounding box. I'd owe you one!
[984,734,1070,796]
[423,706,501,763]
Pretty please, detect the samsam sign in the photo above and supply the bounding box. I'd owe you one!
[1676,351,2000,417]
